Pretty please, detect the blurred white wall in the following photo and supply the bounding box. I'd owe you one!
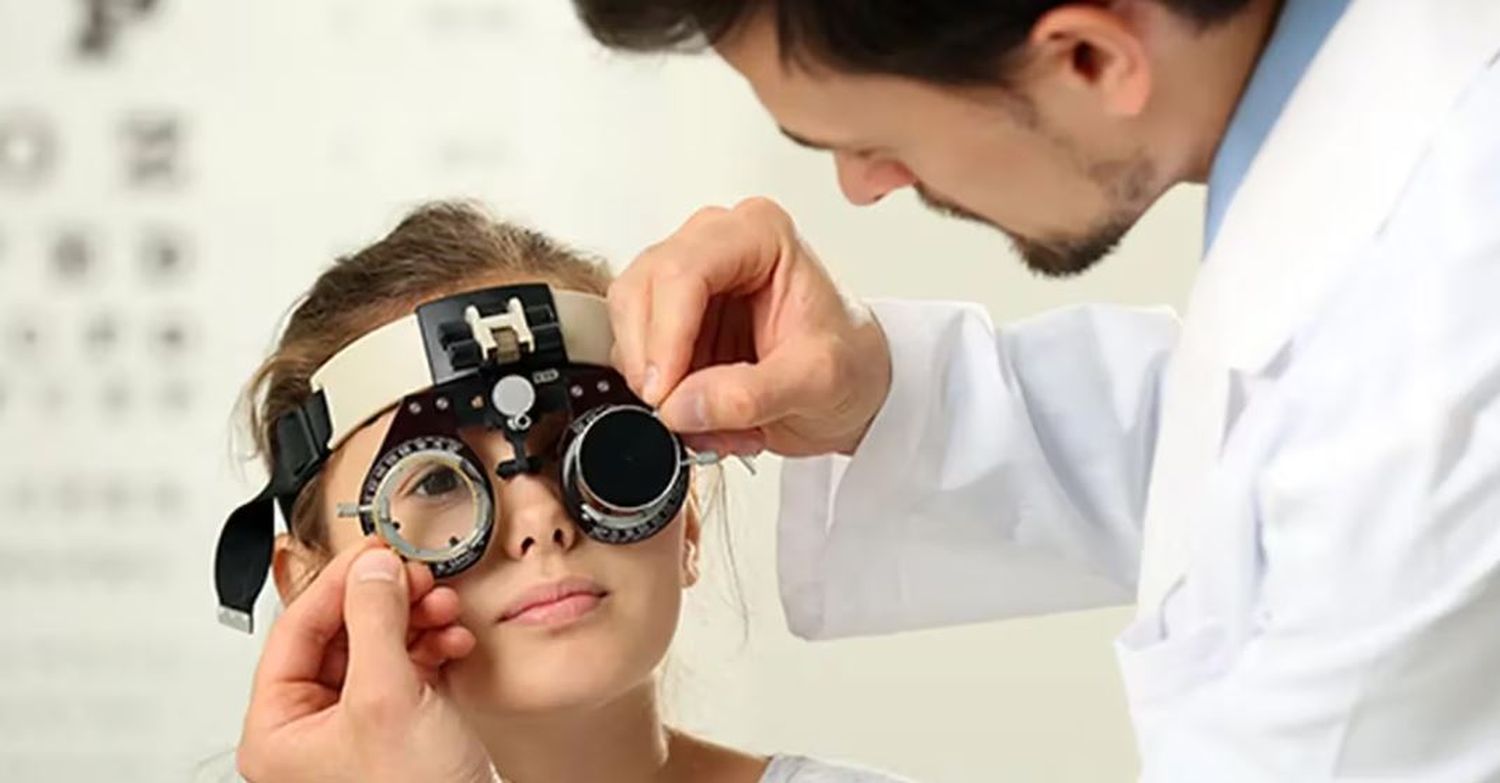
[0,2,1204,780]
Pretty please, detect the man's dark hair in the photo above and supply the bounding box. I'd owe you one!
[573,0,1254,86]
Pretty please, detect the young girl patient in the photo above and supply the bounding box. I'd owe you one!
[228,202,909,782]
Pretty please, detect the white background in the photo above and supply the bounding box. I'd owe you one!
[0,2,1203,780]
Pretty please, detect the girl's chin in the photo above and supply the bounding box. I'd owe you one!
[451,680,626,716]
[444,649,642,714]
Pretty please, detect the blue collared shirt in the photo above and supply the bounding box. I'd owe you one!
[1204,0,1353,254]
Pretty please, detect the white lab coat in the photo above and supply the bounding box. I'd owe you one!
[777,1,1500,779]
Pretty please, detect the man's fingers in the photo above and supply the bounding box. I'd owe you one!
[408,625,477,672]
[692,198,791,295]
[342,548,421,713]
[309,586,462,691]
[717,429,767,456]
[612,200,792,404]
[408,585,462,630]
[607,272,651,396]
[657,362,764,433]
[644,270,712,407]
[254,536,385,691]
[658,344,836,434]
[681,432,721,454]
[403,559,435,605]
[315,632,349,691]
[644,201,790,400]
[682,430,766,458]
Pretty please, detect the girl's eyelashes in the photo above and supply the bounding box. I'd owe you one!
[395,463,467,504]
[413,467,462,498]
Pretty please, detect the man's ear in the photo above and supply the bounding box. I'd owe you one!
[1028,4,1153,117]
[271,532,321,605]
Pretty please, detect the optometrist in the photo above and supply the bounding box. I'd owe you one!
[572,0,1500,778]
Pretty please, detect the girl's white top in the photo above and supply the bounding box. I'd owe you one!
[759,755,914,782]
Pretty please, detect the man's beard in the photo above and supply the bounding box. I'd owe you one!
[914,154,1157,279]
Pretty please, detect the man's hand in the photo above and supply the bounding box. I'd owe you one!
[610,197,892,458]
[236,539,491,783]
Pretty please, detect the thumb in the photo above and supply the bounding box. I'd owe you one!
[657,346,829,434]
[342,548,421,712]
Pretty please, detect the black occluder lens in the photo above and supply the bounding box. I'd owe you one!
[579,408,676,509]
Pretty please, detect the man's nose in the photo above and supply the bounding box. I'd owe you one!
[834,151,916,206]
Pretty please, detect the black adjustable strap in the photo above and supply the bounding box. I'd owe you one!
[213,392,333,633]
[214,487,276,633]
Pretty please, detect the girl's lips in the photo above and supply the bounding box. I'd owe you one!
[504,592,604,627]
[498,577,608,627]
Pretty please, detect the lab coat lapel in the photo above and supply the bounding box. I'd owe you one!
[1135,0,1500,615]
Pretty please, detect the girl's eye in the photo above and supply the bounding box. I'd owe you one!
[413,468,461,498]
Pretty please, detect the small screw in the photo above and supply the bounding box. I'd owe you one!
[596,379,610,393]
[435,397,450,411]
[470,395,485,409]
[407,401,422,414]
[570,385,584,398]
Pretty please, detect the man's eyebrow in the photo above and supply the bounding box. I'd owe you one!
[779,127,835,151]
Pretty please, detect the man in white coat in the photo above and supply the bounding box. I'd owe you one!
[567,0,1500,779]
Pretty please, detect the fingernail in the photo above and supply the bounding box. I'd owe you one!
[661,388,709,432]
[688,390,709,431]
[733,431,766,456]
[354,549,400,583]
[681,433,717,453]
[642,364,661,404]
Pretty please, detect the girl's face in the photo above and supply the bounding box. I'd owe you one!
[276,402,701,716]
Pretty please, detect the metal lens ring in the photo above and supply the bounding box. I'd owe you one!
[360,434,495,577]
[560,404,688,545]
